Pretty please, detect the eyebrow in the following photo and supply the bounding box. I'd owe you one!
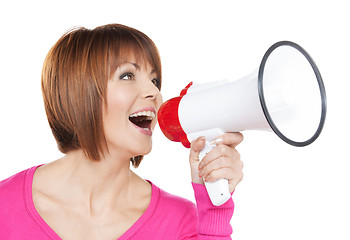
[124,62,156,75]
[131,62,141,70]
[120,61,157,74]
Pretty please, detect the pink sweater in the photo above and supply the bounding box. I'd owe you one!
[0,166,234,239]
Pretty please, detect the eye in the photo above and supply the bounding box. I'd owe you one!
[151,78,161,89]
[120,72,135,80]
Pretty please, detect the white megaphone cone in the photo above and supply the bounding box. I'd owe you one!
[158,41,327,206]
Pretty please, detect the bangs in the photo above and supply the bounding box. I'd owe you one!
[103,26,162,89]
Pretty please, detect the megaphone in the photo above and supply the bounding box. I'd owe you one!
[158,41,327,206]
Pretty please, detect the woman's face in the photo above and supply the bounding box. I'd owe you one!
[103,59,163,159]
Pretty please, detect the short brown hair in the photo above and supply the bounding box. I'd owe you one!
[41,24,162,167]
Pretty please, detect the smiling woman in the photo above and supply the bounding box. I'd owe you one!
[41,24,162,167]
[0,23,244,240]
[103,60,163,166]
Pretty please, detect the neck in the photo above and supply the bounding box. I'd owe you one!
[49,149,139,215]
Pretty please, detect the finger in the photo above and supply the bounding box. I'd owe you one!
[199,154,243,178]
[211,132,244,148]
[199,144,238,170]
[204,166,243,183]
[204,167,244,193]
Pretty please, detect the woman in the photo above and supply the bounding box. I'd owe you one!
[0,24,243,239]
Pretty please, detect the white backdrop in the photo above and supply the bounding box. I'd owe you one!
[0,0,349,239]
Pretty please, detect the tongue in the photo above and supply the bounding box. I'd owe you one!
[129,116,151,129]
[137,120,151,129]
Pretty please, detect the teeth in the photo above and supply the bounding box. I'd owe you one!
[129,110,155,119]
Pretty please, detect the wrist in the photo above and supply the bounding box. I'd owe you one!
[191,174,204,185]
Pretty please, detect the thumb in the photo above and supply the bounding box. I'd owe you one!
[189,137,206,184]
[189,136,206,164]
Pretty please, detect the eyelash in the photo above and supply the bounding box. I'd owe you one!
[120,72,135,80]
[152,78,161,89]
[119,72,160,89]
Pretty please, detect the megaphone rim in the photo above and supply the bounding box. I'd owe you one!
[258,40,327,147]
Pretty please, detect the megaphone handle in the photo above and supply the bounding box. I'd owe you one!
[199,142,231,206]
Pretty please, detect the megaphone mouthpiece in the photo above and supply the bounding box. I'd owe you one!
[158,96,191,148]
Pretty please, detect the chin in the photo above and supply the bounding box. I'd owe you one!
[130,139,153,157]
[136,145,153,156]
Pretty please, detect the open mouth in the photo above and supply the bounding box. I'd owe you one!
[129,110,155,131]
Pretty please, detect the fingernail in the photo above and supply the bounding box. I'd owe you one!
[198,136,206,141]
[210,138,224,145]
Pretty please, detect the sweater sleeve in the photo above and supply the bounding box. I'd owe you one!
[192,182,234,240]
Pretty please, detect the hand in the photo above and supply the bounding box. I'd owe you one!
[189,133,244,193]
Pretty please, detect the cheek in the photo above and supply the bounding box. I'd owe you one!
[103,86,135,132]
[106,85,134,113]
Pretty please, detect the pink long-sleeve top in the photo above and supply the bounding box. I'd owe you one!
[0,166,234,239]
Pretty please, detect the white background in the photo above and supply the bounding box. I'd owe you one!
[0,0,349,239]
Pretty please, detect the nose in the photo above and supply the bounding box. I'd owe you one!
[142,81,161,101]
